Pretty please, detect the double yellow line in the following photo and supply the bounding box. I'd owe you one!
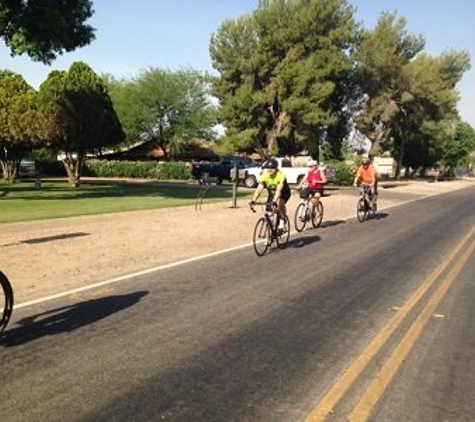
[306,222,475,422]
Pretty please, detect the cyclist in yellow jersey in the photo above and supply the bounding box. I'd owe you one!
[251,158,291,228]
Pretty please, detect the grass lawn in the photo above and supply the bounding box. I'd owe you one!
[0,180,252,224]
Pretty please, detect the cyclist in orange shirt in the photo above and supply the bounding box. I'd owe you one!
[353,157,378,208]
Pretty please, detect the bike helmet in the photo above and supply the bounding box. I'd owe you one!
[362,156,370,165]
[307,159,318,167]
[263,158,279,169]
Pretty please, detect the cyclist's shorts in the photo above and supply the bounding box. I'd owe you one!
[300,187,323,199]
[267,187,291,203]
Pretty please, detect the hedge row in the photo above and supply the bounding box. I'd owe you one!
[83,160,192,180]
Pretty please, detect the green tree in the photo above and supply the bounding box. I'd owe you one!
[0,0,95,63]
[38,62,125,187]
[0,70,40,181]
[355,12,470,178]
[440,120,475,174]
[210,0,358,159]
[354,11,425,153]
[392,51,470,177]
[108,68,216,161]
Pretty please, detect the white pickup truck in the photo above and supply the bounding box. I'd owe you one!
[242,157,308,188]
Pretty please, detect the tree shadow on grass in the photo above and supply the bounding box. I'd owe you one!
[0,182,244,202]
[1,291,148,347]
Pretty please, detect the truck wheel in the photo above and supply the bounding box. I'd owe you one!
[244,175,257,188]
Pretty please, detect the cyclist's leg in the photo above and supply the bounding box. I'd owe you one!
[373,182,378,210]
[312,189,323,206]
[278,188,291,219]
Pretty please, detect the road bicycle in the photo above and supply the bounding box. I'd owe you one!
[0,270,14,336]
[249,201,290,257]
[357,184,376,222]
[294,189,324,232]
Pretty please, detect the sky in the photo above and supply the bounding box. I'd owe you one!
[1,0,474,128]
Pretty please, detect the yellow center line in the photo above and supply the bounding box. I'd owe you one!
[305,222,475,422]
[350,237,475,421]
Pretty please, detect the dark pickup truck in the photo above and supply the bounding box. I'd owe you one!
[190,156,256,184]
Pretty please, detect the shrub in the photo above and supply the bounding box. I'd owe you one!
[327,161,354,186]
[83,160,192,180]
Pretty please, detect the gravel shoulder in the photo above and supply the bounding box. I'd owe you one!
[3,179,474,304]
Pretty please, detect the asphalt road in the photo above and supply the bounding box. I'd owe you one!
[1,186,475,422]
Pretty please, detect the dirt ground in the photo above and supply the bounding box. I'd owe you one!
[2,179,474,304]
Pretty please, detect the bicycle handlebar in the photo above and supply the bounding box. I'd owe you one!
[249,201,277,213]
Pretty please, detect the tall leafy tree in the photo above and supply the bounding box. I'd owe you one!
[440,120,475,174]
[108,68,216,161]
[0,70,40,181]
[38,62,124,186]
[354,11,425,153]
[355,12,470,178]
[391,51,470,176]
[210,0,358,159]
[0,0,95,63]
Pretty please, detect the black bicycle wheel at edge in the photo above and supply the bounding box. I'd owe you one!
[253,217,272,256]
[312,202,324,228]
[357,198,368,222]
[294,202,308,232]
[0,270,14,336]
[276,215,290,249]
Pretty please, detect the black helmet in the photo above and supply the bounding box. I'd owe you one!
[263,158,278,169]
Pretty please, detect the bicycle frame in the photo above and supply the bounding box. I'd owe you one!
[0,270,14,336]
[250,201,290,256]
[357,184,375,222]
[294,190,324,232]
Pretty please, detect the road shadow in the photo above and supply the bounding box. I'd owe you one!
[288,235,321,249]
[371,212,389,220]
[320,219,346,229]
[21,232,90,245]
[1,291,148,347]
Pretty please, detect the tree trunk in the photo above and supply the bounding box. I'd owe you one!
[62,152,84,188]
[0,148,23,183]
[267,134,279,157]
[394,138,406,180]
[0,160,20,182]
[267,106,290,156]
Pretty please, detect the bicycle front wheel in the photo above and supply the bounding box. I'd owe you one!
[277,215,290,249]
[0,270,14,335]
[357,198,368,222]
[294,203,308,232]
[253,217,272,256]
[312,202,324,228]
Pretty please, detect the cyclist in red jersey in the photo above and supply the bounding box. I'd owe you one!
[296,159,327,208]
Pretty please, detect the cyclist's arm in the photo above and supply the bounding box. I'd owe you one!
[353,167,361,186]
[319,170,327,184]
[252,183,265,202]
[296,173,309,190]
[273,182,284,202]
[368,166,376,186]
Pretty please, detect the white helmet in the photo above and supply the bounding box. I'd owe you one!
[307,159,318,167]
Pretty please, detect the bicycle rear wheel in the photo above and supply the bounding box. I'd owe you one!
[357,198,368,222]
[312,202,324,228]
[0,270,14,335]
[253,217,272,256]
[294,202,308,232]
[276,215,290,249]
